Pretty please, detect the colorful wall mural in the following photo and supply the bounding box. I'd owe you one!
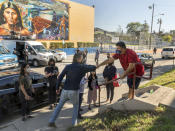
[0,0,69,40]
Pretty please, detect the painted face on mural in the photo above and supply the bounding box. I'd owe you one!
[3,8,18,25]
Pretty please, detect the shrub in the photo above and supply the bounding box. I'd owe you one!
[49,42,63,49]
[77,42,99,48]
[63,42,74,48]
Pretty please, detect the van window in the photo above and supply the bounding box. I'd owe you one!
[32,45,47,53]
[163,48,173,51]
[28,46,33,53]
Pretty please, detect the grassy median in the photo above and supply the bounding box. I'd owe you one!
[69,69,175,131]
[140,68,175,89]
[69,106,175,131]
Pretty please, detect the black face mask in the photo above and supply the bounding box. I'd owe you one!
[51,64,55,66]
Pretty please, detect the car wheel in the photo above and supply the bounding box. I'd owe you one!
[33,60,39,67]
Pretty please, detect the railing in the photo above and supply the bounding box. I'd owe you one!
[97,61,154,106]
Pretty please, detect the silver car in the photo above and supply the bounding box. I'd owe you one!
[50,50,67,62]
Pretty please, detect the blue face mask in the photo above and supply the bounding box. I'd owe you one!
[116,50,121,54]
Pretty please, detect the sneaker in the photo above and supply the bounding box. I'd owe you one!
[94,104,98,107]
[78,114,83,119]
[27,115,34,119]
[49,105,53,110]
[54,103,57,107]
[48,122,57,128]
[22,117,27,121]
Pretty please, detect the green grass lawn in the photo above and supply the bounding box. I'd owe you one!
[69,69,175,131]
[69,106,175,131]
[140,68,175,89]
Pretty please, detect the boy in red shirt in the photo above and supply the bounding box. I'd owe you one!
[97,41,144,99]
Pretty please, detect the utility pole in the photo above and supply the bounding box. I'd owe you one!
[158,18,162,35]
[149,3,155,49]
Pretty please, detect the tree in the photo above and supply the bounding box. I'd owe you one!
[126,22,149,38]
[170,30,175,36]
[162,35,172,43]
[126,22,142,37]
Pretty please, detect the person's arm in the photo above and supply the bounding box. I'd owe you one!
[120,63,135,79]
[44,67,51,78]
[82,64,96,73]
[19,80,32,100]
[103,67,107,79]
[96,57,115,69]
[56,66,68,90]
[96,76,99,86]
[55,67,59,77]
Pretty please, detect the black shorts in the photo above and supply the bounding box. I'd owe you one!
[127,77,141,90]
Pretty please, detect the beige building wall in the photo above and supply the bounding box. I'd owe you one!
[40,0,95,48]
[61,0,95,44]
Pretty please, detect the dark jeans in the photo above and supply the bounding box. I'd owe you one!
[106,83,114,101]
[48,85,56,104]
[19,89,32,116]
[78,93,83,115]
[127,77,141,90]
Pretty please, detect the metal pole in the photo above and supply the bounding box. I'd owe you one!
[158,18,162,35]
[149,3,154,49]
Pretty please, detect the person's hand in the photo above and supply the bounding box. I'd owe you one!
[25,95,33,100]
[56,89,60,94]
[105,78,108,82]
[96,64,100,69]
[120,74,125,79]
[32,88,35,93]
[48,73,52,76]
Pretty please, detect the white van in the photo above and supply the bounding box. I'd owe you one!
[0,40,54,67]
[161,47,175,59]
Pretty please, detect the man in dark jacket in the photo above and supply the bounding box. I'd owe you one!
[48,52,96,127]
[103,62,117,103]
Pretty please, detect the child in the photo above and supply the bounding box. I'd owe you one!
[87,71,99,110]
[78,76,88,119]
[103,62,117,103]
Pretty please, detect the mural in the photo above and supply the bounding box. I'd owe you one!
[0,0,69,40]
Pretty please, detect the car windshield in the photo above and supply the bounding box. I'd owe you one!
[32,45,47,53]
[163,48,173,51]
[0,46,9,54]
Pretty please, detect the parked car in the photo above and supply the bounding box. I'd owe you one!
[51,49,67,62]
[0,69,47,120]
[161,47,175,59]
[0,45,18,70]
[137,53,155,68]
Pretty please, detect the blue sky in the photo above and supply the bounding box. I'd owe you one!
[71,0,175,33]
